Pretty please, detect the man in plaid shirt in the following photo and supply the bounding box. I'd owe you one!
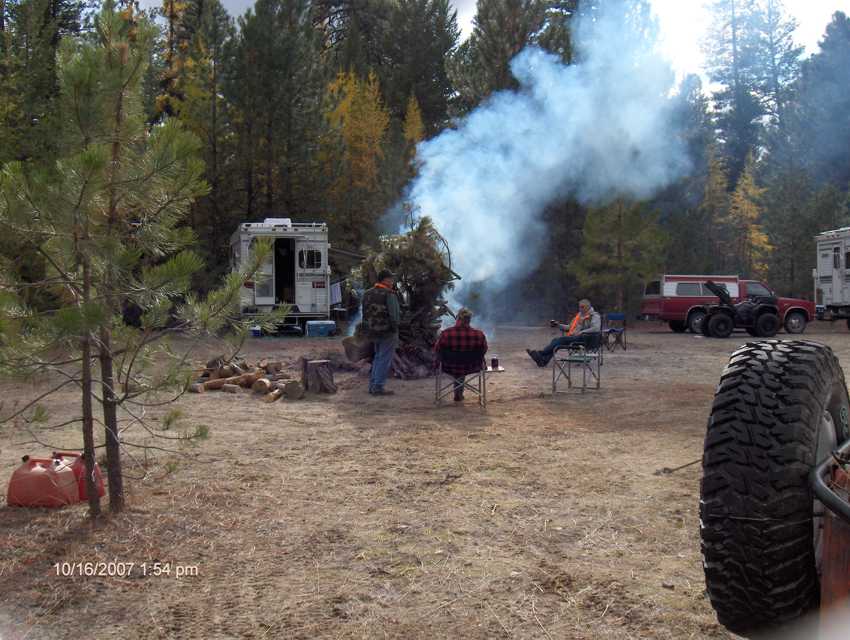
[434,308,488,401]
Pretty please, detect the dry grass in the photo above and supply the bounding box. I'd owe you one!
[3,324,850,639]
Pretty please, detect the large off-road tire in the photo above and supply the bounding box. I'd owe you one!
[707,313,734,338]
[754,312,780,337]
[701,340,850,636]
[784,311,807,334]
[669,320,687,333]
[688,309,706,334]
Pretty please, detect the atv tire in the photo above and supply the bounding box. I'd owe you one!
[707,313,734,338]
[755,312,780,337]
[701,340,850,636]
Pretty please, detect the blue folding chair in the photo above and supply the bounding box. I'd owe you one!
[603,312,627,351]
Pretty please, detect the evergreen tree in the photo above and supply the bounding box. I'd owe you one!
[0,2,277,514]
[750,0,802,131]
[448,0,572,114]
[224,0,327,220]
[571,199,666,313]
[699,146,732,271]
[383,0,460,134]
[704,0,763,188]
[786,11,850,189]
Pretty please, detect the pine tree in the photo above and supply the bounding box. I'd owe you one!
[571,199,667,313]
[750,0,802,131]
[448,0,572,113]
[384,0,460,134]
[704,0,763,188]
[0,2,279,515]
[224,0,327,220]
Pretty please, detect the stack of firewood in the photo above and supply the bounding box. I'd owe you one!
[188,356,306,402]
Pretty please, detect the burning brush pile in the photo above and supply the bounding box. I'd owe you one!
[343,217,458,379]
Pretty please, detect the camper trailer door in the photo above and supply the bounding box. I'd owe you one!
[252,238,276,306]
[295,241,328,313]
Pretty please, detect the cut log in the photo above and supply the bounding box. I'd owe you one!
[343,336,374,363]
[302,360,337,394]
[271,372,291,381]
[252,378,273,394]
[238,369,266,387]
[188,383,206,393]
[282,380,305,400]
[230,363,245,376]
[222,384,241,394]
[258,358,268,371]
[203,375,243,391]
[263,388,284,403]
[219,365,234,378]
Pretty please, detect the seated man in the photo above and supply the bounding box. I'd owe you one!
[434,308,488,401]
[527,298,601,367]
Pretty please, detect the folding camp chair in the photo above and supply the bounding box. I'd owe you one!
[552,332,603,393]
[435,348,488,407]
[603,312,627,351]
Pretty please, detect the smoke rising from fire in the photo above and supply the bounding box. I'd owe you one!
[405,0,689,315]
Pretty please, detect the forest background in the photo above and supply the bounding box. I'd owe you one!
[2,0,850,318]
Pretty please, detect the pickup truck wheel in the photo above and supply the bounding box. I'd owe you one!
[701,340,850,636]
[755,312,780,337]
[688,310,706,334]
[707,313,734,338]
[668,320,687,333]
[784,311,807,334]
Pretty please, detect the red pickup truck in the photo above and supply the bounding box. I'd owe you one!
[640,274,815,334]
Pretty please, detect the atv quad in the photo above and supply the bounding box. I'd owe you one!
[701,340,850,637]
[701,279,780,338]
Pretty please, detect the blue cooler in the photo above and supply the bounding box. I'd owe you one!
[306,320,337,337]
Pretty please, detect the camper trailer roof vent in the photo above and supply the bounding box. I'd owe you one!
[264,218,292,227]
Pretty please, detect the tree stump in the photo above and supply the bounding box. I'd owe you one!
[301,360,336,394]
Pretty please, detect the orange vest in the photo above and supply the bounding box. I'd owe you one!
[565,312,589,336]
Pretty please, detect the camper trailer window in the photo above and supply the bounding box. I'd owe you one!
[299,249,322,270]
[834,247,841,269]
[845,251,850,269]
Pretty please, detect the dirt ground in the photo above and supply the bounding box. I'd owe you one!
[2,322,849,640]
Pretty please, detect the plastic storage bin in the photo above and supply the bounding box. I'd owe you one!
[306,320,337,337]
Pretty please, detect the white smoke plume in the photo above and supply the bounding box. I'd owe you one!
[405,0,689,312]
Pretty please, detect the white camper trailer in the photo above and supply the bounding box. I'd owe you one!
[814,227,850,324]
[230,218,330,324]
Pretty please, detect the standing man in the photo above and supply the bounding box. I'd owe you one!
[362,269,400,396]
[434,308,488,401]
[526,298,601,367]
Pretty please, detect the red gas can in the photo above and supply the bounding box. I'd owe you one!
[52,452,105,501]
[6,456,80,507]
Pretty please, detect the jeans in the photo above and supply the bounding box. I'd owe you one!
[453,375,466,400]
[539,335,586,365]
[369,335,397,392]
